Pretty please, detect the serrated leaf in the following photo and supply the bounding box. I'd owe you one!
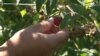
[20,9,27,17]
[36,0,46,12]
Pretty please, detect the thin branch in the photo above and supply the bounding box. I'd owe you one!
[0,3,35,6]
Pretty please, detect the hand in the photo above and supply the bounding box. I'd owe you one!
[0,20,69,56]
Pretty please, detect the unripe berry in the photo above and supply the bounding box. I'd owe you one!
[39,11,47,22]
[39,11,44,15]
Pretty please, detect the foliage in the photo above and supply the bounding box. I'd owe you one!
[0,0,100,56]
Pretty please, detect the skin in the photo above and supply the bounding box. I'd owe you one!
[0,20,69,56]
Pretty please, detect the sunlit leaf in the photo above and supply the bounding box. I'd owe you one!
[0,8,5,12]
[0,0,2,3]
[80,52,88,56]
[85,0,94,9]
[81,48,89,52]
[20,9,27,17]
[89,49,98,53]
[62,51,68,56]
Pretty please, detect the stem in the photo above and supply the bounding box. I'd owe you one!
[0,3,35,6]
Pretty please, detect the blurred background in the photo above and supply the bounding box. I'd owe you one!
[0,0,100,56]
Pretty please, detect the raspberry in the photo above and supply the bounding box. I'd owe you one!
[49,16,62,26]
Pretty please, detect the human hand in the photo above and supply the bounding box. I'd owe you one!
[0,19,69,56]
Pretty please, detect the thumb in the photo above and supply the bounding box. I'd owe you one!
[56,29,69,40]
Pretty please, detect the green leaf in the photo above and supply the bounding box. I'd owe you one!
[0,8,5,12]
[20,0,35,3]
[16,0,20,5]
[85,0,93,9]
[92,6,100,13]
[81,48,89,52]
[80,52,88,56]
[36,0,46,12]
[69,0,81,5]
[3,0,16,3]
[89,49,98,54]
[3,0,17,10]
[0,26,3,37]
[60,14,72,29]
[62,51,68,56]
[33,13,40,24]
[46,0,57,15]
[20,9,27,17]
[58,0,65,4]
[0,15,4,27]
[70,3,86,15]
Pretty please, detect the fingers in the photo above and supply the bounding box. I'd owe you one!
[26,17,61,33]
[46,29,69,48]
[25,20,54,33]
[56,30,68,38]
[55,29,69,40]
[31,29,69,51]
[40,20,53,32]
[44,25,60,34]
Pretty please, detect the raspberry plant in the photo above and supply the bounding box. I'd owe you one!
[0,0,100,56]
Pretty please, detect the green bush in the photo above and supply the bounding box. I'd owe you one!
[0,0,100,56]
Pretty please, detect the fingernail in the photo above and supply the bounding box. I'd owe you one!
[48,17,54,24]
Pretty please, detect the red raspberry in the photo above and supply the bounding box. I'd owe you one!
[49,16,62,26]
